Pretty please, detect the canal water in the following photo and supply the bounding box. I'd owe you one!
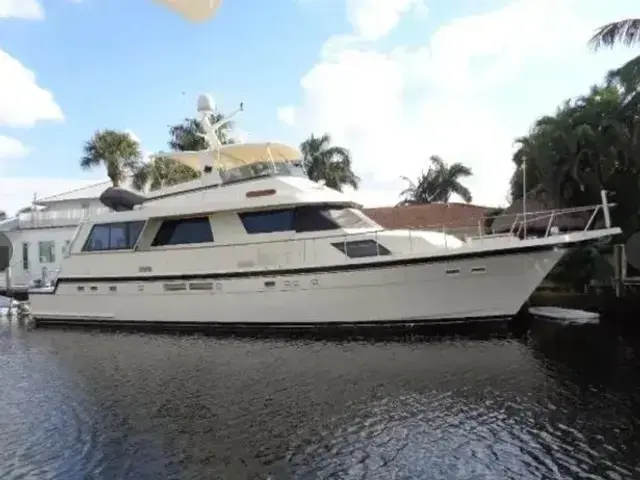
[0,317,638,479]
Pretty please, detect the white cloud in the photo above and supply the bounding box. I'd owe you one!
[277,106,296,126]
[0,0,44,19]
[346,0,427,41]
[282,0,640,207]
[0,49,64,128]
[0,135,29,161]
[0,0,90,216]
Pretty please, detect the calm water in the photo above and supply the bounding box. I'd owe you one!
[0,317,639,479]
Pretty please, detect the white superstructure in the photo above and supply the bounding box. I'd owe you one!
[28,94,621,329]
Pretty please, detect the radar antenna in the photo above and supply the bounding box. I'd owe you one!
[196,94,243,150]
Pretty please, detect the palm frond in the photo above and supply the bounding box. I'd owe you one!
[589,19,640,51]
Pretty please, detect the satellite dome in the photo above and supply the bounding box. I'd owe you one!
[197,94,216,114]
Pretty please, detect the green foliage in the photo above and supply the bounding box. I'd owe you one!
[132,157,201,192]
[168,112,235,152]
[509,25,640,288]
[399,155,473,205]
[508,83,640,240]
[80,130,142,187]
[300,133,359,192]
[545,246,614,292]
[130,111,236,192]
[589,18,640,51]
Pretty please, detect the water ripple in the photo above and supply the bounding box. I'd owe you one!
[0,321,639,478]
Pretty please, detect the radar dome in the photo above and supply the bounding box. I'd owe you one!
[152,0,222,23]
[197,94,216,114]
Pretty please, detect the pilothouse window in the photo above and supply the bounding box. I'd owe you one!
[239,206,371,234]
[152,216,213,246]
[83,221,145,252]
[239,210,294,234]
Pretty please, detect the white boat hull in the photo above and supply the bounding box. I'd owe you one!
[30,245,567,328]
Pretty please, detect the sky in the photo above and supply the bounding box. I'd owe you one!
[0,0,639,215]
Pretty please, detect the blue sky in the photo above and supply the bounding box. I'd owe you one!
[1,0,639,214]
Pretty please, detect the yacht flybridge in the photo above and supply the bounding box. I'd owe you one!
[29,95,621,329]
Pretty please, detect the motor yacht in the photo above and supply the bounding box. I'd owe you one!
[29,95,621,329]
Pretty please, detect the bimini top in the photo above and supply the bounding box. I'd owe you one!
[151,0,222,23]
[158,142,303,172]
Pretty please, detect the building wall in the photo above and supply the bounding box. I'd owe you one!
[0,225,79,288]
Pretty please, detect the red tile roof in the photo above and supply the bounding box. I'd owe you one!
[363,203,494,230]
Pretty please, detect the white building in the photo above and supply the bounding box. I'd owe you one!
[0,181,117,288]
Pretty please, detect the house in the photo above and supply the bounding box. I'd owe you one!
[364,203,494,239]
[0,180,118,288]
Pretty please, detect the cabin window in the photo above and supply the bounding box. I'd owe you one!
[82,221,145,252]
[38,241,56,263]
[151,216,213,246]
[22,242,29,271]
[331,239,391,258]
[238,206,365,234]
[294,206,340,232]
[239,209,294,234]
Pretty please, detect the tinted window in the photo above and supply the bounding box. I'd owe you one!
[332,239,391,258]
[239,209,294,234]
[82,221,145,252]
[152,216,213,246]
[293,206,339,232]
[239,206,347,234]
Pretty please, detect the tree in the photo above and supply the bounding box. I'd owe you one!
[168,112,235,152]
[80,130,142,187]
[300,133,360,191]
[0,210,5,221]
[398,155,473,205]
[132,156,201,192]
[589,19,640,50]
[130,111,236,192]
[589,19,640,97]
[507,81,640,240]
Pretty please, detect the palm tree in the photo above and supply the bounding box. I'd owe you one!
[507,76,640,239]
[168,112,235,152]
[80,130,142,187]
[132,156,201,192]
[589,19,640,93]
[300,133,360,191]
[398,155,472,205]
[589,19,640,50]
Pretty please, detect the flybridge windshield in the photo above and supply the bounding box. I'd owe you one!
[218,160,307,184]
